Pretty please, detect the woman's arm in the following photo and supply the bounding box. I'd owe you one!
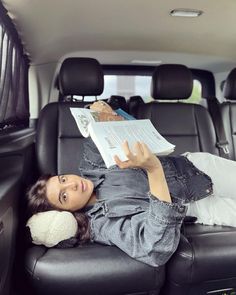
[147,168,172,203]
[114,141,172,203]
[90,195,186,267]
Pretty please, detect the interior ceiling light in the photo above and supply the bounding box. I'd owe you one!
[170,9,203,18]
[131,60,162,65]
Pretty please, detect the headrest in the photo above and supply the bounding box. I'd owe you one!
[59,58,104,96]
[129,96,144,104]
[151,64,193,100]
[224,68,236,100]
[108,95,127,111]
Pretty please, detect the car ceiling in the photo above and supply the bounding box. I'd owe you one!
[2,0,236,72]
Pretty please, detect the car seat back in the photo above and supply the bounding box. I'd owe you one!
[36,58,104,174]
[28,57,165,295]
[135,64,218,155]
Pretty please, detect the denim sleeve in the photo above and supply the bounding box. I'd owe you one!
[90,195,187,267]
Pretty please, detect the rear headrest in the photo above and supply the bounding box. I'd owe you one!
[129,96,144,105]
[58,58,104,96]
[151,64,193,100]
[108,95,127,111]
[224,68,236,100]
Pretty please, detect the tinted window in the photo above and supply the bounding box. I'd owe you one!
[0,8,29,132]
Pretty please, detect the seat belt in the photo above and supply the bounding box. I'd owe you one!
[208,98,230,158]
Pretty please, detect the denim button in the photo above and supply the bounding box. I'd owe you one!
[178,206,185,213]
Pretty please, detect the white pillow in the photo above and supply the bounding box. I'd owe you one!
[26,210,78,247]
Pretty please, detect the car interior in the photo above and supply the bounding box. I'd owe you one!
[1,1,236,295]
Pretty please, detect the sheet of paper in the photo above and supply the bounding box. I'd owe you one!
[70,108,97,137]
[88,119,175,167]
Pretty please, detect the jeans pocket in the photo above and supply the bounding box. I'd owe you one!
[185,174,213,201]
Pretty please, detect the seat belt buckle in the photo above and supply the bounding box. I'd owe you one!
[216,141,230,154]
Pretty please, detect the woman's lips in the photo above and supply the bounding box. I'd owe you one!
[81,180,86,192]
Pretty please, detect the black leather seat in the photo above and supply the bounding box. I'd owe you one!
[135,64,219,155]
[128,95,145,116]
[221,68,236,160]
[163,224,236,295]
[136,64,236,295]
[25,60,236,295]
[25,58,165,295]
[107,95,128,112]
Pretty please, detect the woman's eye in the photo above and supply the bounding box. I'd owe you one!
[60,176,66,183]
[62,192,67,202]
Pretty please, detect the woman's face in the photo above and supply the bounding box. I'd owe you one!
[46,174,94,211]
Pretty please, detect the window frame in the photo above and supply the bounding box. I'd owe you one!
[102,65,216,99]
[0,1,30,132]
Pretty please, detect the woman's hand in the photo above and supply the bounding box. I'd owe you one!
[114,141,162,173]
[115,141,171,203]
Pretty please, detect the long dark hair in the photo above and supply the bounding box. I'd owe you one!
[26,174,90,244]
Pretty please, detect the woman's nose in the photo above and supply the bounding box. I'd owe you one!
[63,181,77,190]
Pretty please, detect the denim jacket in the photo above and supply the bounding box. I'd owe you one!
[79,139,213,267]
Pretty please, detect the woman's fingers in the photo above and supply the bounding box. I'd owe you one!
[141,142,152,157]
[115,141,143,168]
[114,141,136,169]
[121,141,147,161]
[122,141,136,161]
[114,155,130,169]
[115,141,158,171]
[134,141,144,157]
[124,141,144,157]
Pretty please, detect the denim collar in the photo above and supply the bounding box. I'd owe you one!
[79,168,105,213]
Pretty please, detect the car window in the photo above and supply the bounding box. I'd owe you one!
[0,15,29,132]
[156,79,203,105]
[74,75,203,105]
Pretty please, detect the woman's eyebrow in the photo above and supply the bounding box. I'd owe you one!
[57,176,63,204]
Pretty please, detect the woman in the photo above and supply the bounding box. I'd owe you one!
[27,101,236,267]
